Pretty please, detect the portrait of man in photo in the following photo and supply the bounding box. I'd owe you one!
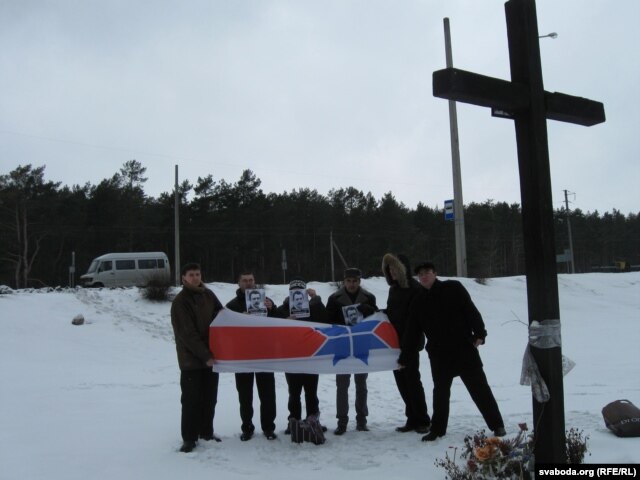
[289,289,310,318]
[342,304,363,326]
[245,288,267,316]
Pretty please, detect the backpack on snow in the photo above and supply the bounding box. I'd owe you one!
[602,399,640,437]
[289,415,326,445]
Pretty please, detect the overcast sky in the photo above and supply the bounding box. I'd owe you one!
[1,0,638,214]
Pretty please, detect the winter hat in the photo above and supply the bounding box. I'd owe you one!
[414,261,436,274]
[289,278,306,290]
[343,267,361,279]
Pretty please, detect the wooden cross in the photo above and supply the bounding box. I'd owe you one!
[432,0,605,465]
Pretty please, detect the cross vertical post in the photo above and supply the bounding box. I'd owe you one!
[431,0,605,465]
[505,0,566,463]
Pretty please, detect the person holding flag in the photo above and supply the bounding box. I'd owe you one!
[225,271,278,441]
[170,263,223,453]
[326,267,378,435]
[277,278,330,434]
[382,253,430,434]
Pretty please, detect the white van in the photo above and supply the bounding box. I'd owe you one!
[80,252,170,288]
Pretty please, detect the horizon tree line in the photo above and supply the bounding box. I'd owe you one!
[0,161,638,289]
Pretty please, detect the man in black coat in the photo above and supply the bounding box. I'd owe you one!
[382,253,431,434]
[409,262,505,441]
[225,271,278,441]
[326,267,378,435]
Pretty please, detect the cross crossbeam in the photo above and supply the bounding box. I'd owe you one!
[433,67,606,126]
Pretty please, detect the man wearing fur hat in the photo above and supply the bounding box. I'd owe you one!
[326,267,378,435]
[277,278,330,433]
[382,253,431,434]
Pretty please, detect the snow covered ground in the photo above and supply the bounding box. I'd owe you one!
[1,273,638,479]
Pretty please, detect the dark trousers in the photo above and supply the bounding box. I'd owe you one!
[285,373,320,420]
[234,372,276,433]
[430,363,504,436]
[335,373,368,426]
[180,368,219,442]
[393,352,430,427]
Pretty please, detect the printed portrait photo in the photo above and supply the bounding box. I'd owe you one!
[245,288,267,316]
[342,304,363,326]
[289,289,310,318]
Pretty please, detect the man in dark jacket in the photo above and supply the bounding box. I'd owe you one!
[326,267,377,435]
[382,253,430,434]
[277,278,331,433]
[225,271,278,441]
[170,263,224,453]
[409,262,505,441]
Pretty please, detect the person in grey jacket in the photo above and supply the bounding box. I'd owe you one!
[326,267,378,435]
[170,263,223,453]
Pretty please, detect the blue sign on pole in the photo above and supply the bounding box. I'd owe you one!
[444,199,454,221]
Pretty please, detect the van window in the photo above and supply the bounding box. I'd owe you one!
[98,261,113,272]
[157,259,165,268]
[138,259,157,269]
[115,260,136,270]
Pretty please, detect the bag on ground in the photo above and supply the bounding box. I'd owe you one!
[290,418,304,444]
[289,415,325,445]
[602,399,640,437]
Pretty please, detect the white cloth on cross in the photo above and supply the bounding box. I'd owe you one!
[520,319,576,403]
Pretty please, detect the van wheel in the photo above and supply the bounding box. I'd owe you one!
[93,283,104,288]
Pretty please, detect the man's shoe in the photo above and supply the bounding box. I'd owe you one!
[493,427,507,437]
[415,424,430,434]
[240,431,253,441]
[334,425,347,435]
[356,424,369,432]
[321,425,328,432]
[284,426,291,435]
[395,424,415,433]
[200,433,221,442]
[264,431,277,440]
[421,431,444,442]
[179,440,197,453]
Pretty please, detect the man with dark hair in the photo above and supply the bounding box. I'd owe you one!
[225,271,278,441]
[326,267,378,435]
[290,289,307,313]
[170,263,223,453]
[409,262,505,442]
[382,253,431,434]
[247,289,264,313]
[344,305,360,326]
[277,278,330,433]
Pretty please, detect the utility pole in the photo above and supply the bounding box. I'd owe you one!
[444,17,468,277]
[564,189,576,273]
[69,251,75,287]
[330,230,335,283]
[174,165,181,286]
[281,248,287,284]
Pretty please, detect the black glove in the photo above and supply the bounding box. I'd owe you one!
[357,303,376,317]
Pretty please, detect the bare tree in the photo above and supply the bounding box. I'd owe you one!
[0,165,59,288]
